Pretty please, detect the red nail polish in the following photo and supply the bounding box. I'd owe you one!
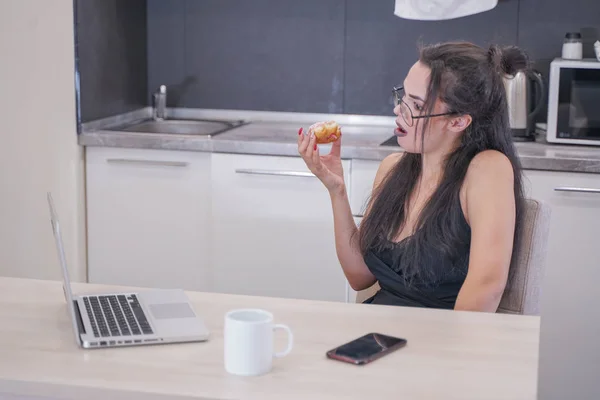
[298,128,303,135]
[314,143,317,151]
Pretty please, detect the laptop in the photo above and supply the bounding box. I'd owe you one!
[47,192,210,349]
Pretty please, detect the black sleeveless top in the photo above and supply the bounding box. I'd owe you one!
[363,201,471,309]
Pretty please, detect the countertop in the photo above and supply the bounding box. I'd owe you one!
[0,277,540,400]
[78,108,600,174]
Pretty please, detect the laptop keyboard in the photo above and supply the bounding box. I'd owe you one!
[82,294,153,338]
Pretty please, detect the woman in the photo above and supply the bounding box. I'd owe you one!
[297,41,527,312]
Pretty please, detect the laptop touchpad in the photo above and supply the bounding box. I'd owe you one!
[149,303,196,319]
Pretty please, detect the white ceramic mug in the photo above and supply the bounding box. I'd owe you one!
[224,309,293,376]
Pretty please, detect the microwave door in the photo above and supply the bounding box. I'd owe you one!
[555,67,600,141]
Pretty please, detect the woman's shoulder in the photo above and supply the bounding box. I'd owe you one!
[465,149,514,183]
[460,150,516,225]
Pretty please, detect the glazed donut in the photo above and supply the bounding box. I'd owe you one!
[308,120,341,144]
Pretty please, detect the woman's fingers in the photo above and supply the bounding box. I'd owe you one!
[311,138,320,167]
[330,128,342,157]
[298,127,310,155]
[305,132,317,160]
[298,127,327,179]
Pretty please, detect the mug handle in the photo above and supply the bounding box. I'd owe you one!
[273,324,293,358]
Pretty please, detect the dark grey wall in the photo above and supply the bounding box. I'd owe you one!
[147,0,346,113]
[517,0,600,123]
[344,0,519,115]
[147,0,600,118]
[75,0,600,121]
[76,0,148,122]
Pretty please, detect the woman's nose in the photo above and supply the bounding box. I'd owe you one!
[393,104,401,116]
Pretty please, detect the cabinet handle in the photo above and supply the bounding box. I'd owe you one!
[554,187,600,194]
[106,158,189,168]
[234,169,316,178]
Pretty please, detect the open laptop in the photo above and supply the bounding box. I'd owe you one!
[47,192,210,349]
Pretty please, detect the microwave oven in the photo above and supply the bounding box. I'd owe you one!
[546,58,600,146]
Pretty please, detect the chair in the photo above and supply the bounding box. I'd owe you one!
[355,198,552,315]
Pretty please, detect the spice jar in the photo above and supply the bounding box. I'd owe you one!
[562,32,583,60]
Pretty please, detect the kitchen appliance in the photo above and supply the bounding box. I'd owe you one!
[546,58,600,146]
[503,69,545,141]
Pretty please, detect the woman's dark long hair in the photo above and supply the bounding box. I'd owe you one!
[358,41,527,285]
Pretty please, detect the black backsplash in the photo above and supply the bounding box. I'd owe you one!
[75,0,148,122]
[76,0,600,122]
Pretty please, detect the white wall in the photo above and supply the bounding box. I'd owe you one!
[0,0,86,282]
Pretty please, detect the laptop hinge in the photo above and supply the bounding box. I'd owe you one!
[72,300,86,336]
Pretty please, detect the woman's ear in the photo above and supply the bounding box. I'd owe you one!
[448,114,473,133]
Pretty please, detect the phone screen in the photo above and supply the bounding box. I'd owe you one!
[326,333,407,364]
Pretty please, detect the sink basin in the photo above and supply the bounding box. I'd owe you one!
[113,118,248,136]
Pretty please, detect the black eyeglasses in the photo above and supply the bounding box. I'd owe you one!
[393,86,455,127]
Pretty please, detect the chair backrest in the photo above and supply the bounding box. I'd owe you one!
[497,198,551,315]
[355,198,551,315]
[355,281,379,304]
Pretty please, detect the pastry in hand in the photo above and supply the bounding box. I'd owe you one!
[308,120,341,144]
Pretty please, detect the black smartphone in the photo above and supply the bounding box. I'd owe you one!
[326,332,407,365]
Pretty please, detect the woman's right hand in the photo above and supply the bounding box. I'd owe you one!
[297,127,345,193]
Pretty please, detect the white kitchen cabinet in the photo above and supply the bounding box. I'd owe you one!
[523,169,600,399]
[349,159,380,217]
[210,153,350,301]
[343,215,364,303]
[522,169,600,292]
[85,147,212,291]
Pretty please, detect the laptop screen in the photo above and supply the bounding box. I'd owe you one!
[47,192,81,345]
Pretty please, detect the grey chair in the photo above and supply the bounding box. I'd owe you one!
[356,198,552,316]
[498,198,551,315]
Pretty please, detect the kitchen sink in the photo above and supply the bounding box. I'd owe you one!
[111,118,249,136]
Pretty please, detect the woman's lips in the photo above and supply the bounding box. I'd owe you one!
[394,122,408,137]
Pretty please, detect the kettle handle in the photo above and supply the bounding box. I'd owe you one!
[529,70,545,119]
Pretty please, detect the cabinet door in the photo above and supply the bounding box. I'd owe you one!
[211,153,350,302]
[523,169,600,285]
[86,147,211,291]
[344,216,363,303]
[524,170,600,400]
[349,159,380,216]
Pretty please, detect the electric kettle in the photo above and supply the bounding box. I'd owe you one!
[503,70,545,141]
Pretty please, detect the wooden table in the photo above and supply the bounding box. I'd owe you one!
[0,277,540,400]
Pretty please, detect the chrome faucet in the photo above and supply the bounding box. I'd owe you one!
[153,85,167,120]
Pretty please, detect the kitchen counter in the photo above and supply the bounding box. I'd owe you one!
[78,108,600,174]
[0,277,540,400]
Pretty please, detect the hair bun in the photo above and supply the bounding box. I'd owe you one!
[488,44,530,76]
